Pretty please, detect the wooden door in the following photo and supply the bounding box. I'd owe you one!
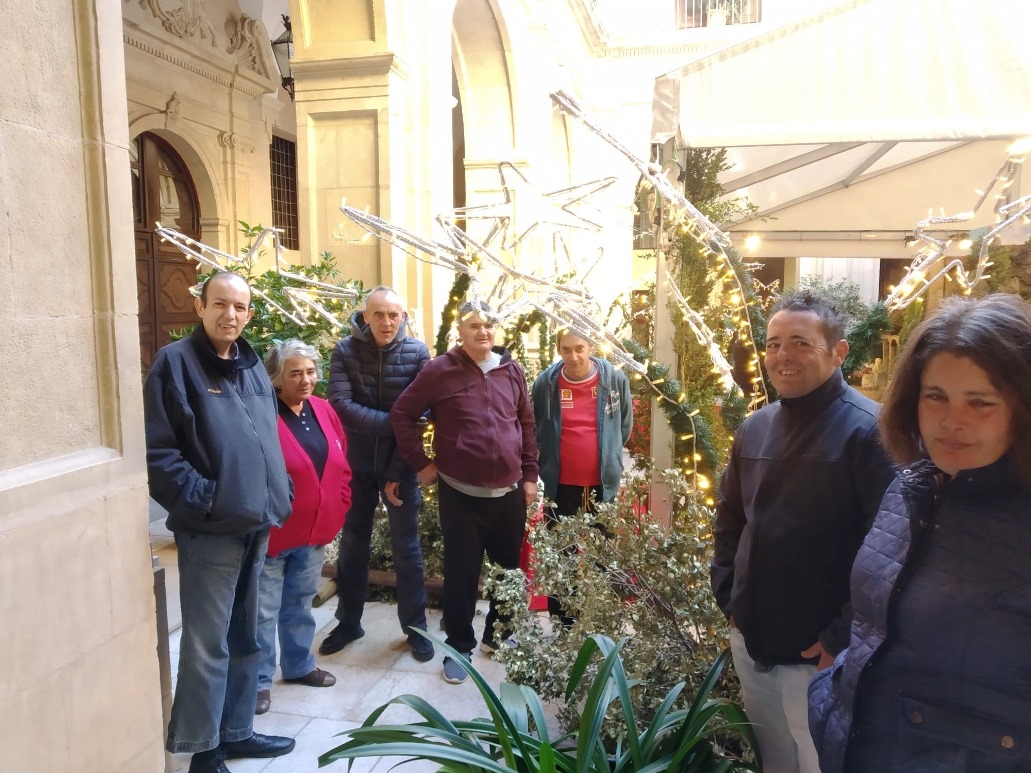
[132,133,201,373]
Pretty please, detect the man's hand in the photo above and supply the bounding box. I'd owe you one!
[417,462,438,486]
[801,641,836,671]
[383,481,402,506]
[523,480,538,508]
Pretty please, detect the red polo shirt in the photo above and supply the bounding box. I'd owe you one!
[557,369,600,486]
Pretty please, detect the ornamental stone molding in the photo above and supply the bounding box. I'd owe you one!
[123,25,278,99]
[164,92,181,128]
[217,131,255,154]
[226,14,271,78]
[129,0,218,48]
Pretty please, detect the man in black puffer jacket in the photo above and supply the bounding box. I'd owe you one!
[319,286,433,662]
[711,290,894,773]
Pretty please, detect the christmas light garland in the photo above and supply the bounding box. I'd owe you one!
[550,90,768,411]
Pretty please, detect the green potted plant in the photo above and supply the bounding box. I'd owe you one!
[319,633,759,771]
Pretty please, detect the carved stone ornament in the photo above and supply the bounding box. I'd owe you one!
[218,131,255,154]
[165,92,181,129]
[226,14,269,78]
[129,0,218,48]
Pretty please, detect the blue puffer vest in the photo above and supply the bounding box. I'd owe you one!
[809,456,1031,772]
[327,312,429,479]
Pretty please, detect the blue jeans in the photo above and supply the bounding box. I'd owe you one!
[256,545,324,689]
[166,529,268,754]
[335,471,427,639]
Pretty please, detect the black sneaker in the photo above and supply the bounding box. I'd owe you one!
[319,623,365,655]
[409,635,435,662]
[442,652,472,684]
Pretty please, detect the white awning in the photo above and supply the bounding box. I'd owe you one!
[652,0,1031,148]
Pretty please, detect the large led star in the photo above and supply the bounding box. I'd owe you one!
[445,161,617,251]
[156,224,360,330]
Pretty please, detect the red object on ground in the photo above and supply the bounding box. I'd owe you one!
[520,506,549,611]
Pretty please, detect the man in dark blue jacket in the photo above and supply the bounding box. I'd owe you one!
[144,272,295,773]
[710,290,893,773]
[319,286,433,662]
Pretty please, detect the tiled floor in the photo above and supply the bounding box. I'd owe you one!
[153,511,556,773]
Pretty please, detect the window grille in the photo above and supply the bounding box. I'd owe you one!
[270,136,299,251]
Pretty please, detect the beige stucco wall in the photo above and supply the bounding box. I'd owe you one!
[0,0,165,770]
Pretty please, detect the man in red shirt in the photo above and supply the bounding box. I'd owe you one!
[531,330,632,622]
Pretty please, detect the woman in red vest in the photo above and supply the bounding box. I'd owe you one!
[255,340,352,714]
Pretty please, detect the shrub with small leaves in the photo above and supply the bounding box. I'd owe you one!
[489,464,745,753]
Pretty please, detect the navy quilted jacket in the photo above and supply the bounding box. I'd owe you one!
[327,311,429,479]
[809,457,1031,772]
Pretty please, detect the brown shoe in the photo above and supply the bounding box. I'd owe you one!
[283,668,336,687]
[255,688,271,715]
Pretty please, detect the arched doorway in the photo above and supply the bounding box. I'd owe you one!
[131,132,201,372]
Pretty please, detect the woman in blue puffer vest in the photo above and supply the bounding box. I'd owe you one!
[809,293,1031,772]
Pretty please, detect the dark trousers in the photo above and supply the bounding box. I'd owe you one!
[438,479,527,654]
[335,471,427,640]
[545,484,602,622]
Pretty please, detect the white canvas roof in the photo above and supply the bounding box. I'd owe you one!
[650,0,1031,253]
[652,0,1031,148]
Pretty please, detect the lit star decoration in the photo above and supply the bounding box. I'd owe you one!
[448,161,617,251]
[155,223,359,330]
[886,137,1031,311]
[550,90,768,411]
[336,199,649,376]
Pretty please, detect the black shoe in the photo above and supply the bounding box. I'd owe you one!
[222,733,295,760]
[409,635,435,662]
[319,623,365,655]
[188,747,228,773]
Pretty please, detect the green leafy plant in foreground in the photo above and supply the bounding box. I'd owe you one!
[319,633,758,772]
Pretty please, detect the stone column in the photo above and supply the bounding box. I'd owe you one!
[288,0,455,334]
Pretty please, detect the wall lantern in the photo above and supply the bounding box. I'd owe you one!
[271,14,294,100]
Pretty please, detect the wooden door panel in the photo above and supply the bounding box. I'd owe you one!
[134,133,200,372]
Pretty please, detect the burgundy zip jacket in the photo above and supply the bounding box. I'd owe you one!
[389,345,538,488]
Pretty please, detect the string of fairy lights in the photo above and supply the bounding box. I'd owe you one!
[885,138,1031,311]
[550,90,769,412]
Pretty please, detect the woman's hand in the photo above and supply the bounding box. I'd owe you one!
[802,641,836,671]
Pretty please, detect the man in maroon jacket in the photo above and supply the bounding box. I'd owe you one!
[390,301,539,684]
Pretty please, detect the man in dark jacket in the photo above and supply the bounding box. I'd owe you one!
[710,290,893,773]
[144,271,295,773]
[390,301,539,685]
[319,286,433,662]
[532,330,632,622]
